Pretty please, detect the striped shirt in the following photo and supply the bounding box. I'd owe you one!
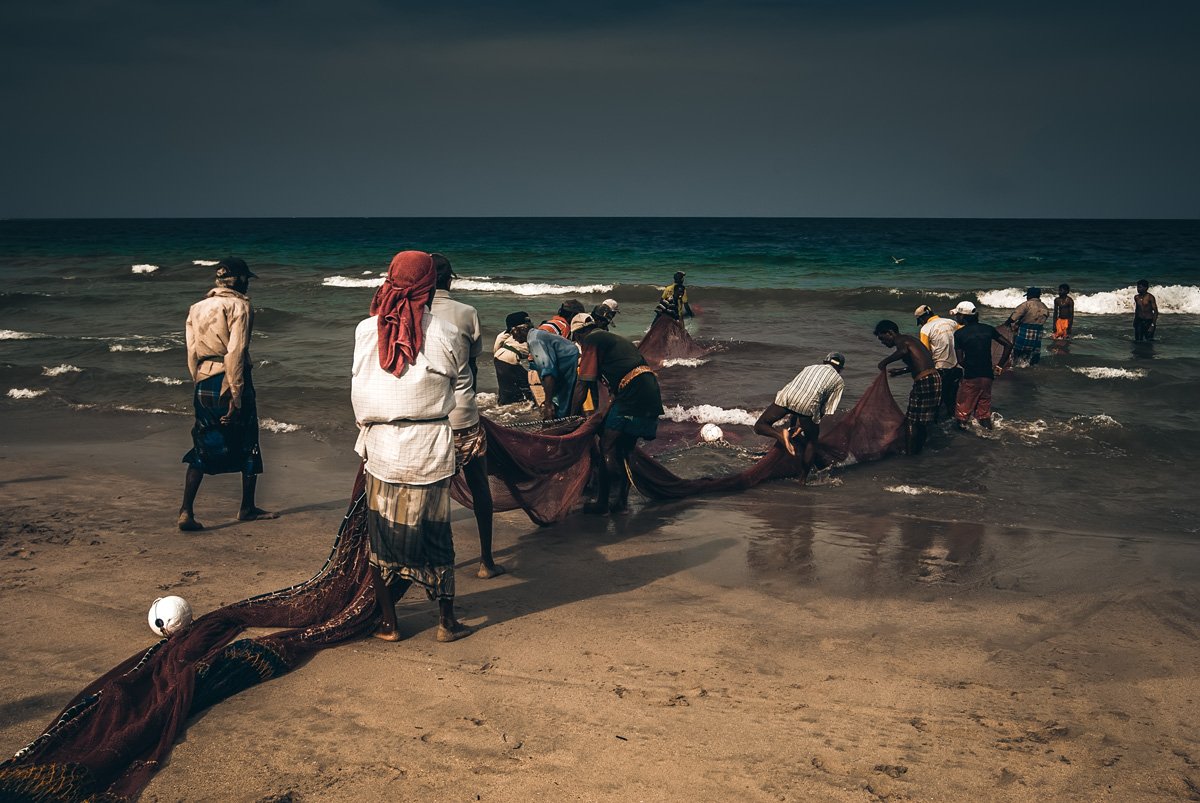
[774,364,845,423]
[351,313,471,485]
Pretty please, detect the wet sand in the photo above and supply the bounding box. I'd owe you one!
[1,409,1199,802]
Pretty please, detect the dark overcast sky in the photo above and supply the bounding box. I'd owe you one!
[2,1,1198,218]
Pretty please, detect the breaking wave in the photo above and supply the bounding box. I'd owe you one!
[147,375,185,385]
[661,404,760,427]
[7,388,46,399]
[1,330,47,340]
[110,343,172,353]
[451,278,613,296]
[978,284,1200,314]
[192,260,219,266]
[131,264,159,274]
[323,275,384,288]
[661,358,708,368]
[43,364,82,376]
[261,418,301,433]
[1069,367,1147,380]
[885,485,974,497]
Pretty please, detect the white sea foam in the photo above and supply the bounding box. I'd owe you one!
[885,485,973,497]
[147,375,185,385]
[323,275,384,288]
[661,358,708,368]
[131,264,159,274]
[661,404,759,427]
[116,405,175,415]
[261,418,301,433]
[42,364,82,376]
[109,343,172,353]
[475,392,497,408]
[978,284,1200,314]
[1067,414,1122,429]
[1,329,45,340]
[192,260,219,266]
[361,270,374,275]
[7,388,47,399]
[1069,367,1147,380]
[451,279,613,296]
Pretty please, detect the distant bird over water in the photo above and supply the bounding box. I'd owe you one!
[891,256,906,264]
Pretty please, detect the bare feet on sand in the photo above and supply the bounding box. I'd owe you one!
[237,507,279,522]
[436,621,473,643]
[372,625,402,642]
[177,512,203,531]
[476,563,506,580]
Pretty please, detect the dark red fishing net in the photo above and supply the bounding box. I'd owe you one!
[637,314,711,366]
[2,365,904,802]
[0,471,379,803]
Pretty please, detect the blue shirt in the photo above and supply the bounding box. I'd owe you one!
[526,328,579,417]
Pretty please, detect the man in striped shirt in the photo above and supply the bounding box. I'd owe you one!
[753,352,846,483]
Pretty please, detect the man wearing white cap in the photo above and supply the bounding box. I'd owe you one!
[951,301,1012,430]
[914,304,961,419]
[753,352,846,483]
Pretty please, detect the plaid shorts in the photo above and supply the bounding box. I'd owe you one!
[906,372,943,425]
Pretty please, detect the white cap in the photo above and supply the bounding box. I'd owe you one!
[570,312,596,333]
[950,301,977,315]
[913,304,934,318]
[601,298,619,312]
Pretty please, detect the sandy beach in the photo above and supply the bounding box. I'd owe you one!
[1,407,1199,802]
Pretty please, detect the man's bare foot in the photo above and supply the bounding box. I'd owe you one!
[237,507,279,522]
[476,563,506,579]
[372,625,402,642]
[436,621,473,642]
[583,501,609,515]
[177,512,203,532]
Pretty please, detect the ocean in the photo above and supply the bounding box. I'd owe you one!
[2,217,1197,541]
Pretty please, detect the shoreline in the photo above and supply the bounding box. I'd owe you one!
[2,408,1199,801]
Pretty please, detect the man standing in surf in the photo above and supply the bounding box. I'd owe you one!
[655,271,694,320]
[1134,279,1158,341]
[179,258,277,531]
[1004,287,1050,366]
[875,320,939,455]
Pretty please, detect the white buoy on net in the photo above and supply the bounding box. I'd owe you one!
[148,595,193,637]
[700,423,724,442]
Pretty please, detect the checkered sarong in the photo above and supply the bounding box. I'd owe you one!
[365,472,455,601]
[906,372,943,425]
[1013,323,1043,353]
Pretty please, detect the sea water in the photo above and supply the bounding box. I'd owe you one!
[2,218,1197,538]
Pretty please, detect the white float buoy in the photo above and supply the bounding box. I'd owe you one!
[148,595,193,637]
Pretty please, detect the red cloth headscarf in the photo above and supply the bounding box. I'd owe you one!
[370,250,437,377]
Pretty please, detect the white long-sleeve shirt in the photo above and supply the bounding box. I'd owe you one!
[351,312,472,484]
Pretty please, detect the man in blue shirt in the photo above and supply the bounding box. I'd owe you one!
[512,318,579,420]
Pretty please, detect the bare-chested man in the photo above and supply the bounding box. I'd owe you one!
[875,319,939,455]
[1134,279,1158,341]
[1053,283,1074,340]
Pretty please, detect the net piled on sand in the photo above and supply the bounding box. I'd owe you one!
[0,472,378,803]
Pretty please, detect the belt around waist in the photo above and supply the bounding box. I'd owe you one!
[913,368,938,381]
[618,365,656,392]
[199,355,225,362]
[372,416,450,424]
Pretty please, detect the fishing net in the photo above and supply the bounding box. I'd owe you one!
[1,354,905,801]
[637,315,711,366]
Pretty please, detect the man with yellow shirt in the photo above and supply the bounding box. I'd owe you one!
[915,304,961,420]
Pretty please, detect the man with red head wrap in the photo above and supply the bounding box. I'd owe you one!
[351,250,474,642]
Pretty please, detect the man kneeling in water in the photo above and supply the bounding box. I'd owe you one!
[754,352,846,483]
[571,313,665,513]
